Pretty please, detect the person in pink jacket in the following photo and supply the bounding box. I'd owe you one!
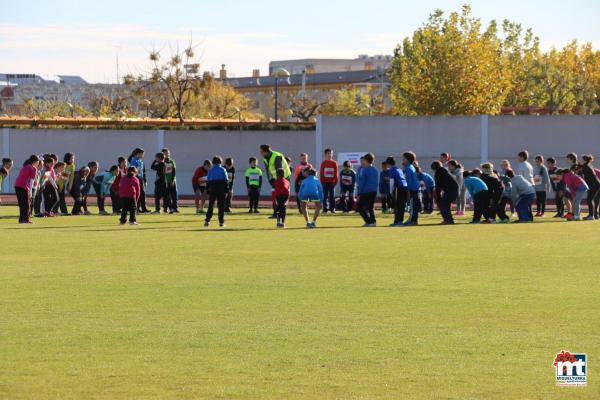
[558,167,589,221]
[119,166,141,225]
[14,155,41,224]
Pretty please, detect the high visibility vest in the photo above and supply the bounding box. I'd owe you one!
[264,151,291,180]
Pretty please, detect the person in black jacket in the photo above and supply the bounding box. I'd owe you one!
[579,154,600,220]
[70,166,90,215]
[431,161,458,224]
[479,163,504,222]
[151,152,169,214]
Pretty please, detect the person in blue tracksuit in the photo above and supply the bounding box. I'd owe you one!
[379,162,392,213]
[402,151,421,225]
[416,166,435,213]
[357,153,379,227]
[463,169,491,223]
[204,156,229,228]
[385,156,408,226]
[128,148,149,213]
[298,168,324,228]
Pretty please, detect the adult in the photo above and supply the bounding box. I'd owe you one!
[259,144,292,218]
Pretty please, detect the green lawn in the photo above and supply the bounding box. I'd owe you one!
[1,205,598,399]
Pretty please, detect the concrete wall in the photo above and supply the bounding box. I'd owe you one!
[3,115,599,198]
[1,128,315,196]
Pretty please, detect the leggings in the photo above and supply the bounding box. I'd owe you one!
[275,195,288,223]
[535,191,547,214]
[573,190,587,218]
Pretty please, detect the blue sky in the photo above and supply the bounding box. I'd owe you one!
[1,0,599,83]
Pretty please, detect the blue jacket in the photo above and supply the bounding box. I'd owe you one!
[207,164,228,182]
[418,172,435,191]
[404,164,420,191]
[130,156,145,180]
[298,175,324,202]
[379,169,391,195]
[464,176,488,196]
[358,165,379,195]
[388,166,407,190]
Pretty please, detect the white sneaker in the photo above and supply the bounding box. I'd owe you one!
[129,221,139,225]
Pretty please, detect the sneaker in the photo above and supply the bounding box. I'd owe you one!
[152,210,161,215]
[553,213,563,218]
[172,209,180,214]
[306,222,312,228]
[219,223,226,228]
[539,213,545,217]
[572,215,582,221]
[204,221,209,227]
[362,223,376,227]
[389,222,404,227]
[331,210,336,214]
[276,222,284,228]
[83,211,92,215]
[129,221,138,225]
[469,221,480,224]
[480,220,492,224]
[46,212,55,217]
[402,221,417,226]
[498,218,510,224]
[198,209,206,214]
[196,208,203,214]
[440,221,454,225]
[534,212,542,217]
[564,213,573,220]
[269,214,277,219]
[253,209,260,213]
[310,221,316,228]
[120,220,126,225]
[248,209,254,213]
[585,215,595,221]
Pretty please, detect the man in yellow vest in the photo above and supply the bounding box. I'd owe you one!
[260,144,291,218]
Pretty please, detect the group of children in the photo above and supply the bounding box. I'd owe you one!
[6,144,600,228]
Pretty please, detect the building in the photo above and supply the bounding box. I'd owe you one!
[268,54,392,75]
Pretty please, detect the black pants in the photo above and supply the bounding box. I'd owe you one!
[340,185,355,212]
[295,180,303,210]
[167,183,178,211]
[110,188,121,213]
[206,190,226,224]
[358,192,376,224]
[120,197,137,223]
[555,190,565,215]
[473,191,491,222]
[587,186,600,218]
[323,182,336,212]
[276,195,288,223]
[408,190,421,223]
[71,193,84,215]
[488,190,502,220]
[225,183,233,211]
[497,197,512,221]
[393,187,408,224]
[43,186,59,214]
[137,183,148,212]
[248,186,260,210]
[155,183,169,212]
[55,186,68,214]
[33,188,43,215]
[439,189,457,223]
[15,186,30,223]
[535,191,547,214]
[422,190,434,213]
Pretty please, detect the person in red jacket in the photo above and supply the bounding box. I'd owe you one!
[119,166,141,225]
[273,168,291,228]
[319,148,338,213]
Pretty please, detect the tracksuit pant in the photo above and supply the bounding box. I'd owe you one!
[408,190,421,223]
[340,185,355,212]
[110,188,121,214]
[15,186,30,223]
[358,192,376,224]
[497,197,512,221]
[276,195,288,223]
[155,182,169,212]
[167,183,178,211]
[248,186,260,211]
[393,187,408,224]
[586,186,600,219]
[120,197,137,223]
[323,182,336,212]
[516,193,535,222]
[439,189,458,223]
[535,190,547,214]
[472,190,491,222]
[43,186,59,214]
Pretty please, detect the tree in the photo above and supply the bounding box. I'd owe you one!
[389,5,511,115]
[321,87,377,116]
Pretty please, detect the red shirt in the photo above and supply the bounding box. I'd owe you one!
[320,159,339,184]
[119,175,141,201]
[111,168,126,191]
[273,177,290,198]
[192,167,209,187]
[15,164,37,190]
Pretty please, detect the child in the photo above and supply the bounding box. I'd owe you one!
[440,152,451,169]
[41,156,59,217]
[245,157,262,213]
[293,153,312,211]
[533,155,550,217]
[558,167,588,221]
[162,148,178,213]
[204,156,229,228]
[82,161,99,215]
[224,158,235,213]
[93,165,118,215]
[151,152,168,214]
[119,166,141,225]
[516,150,534,185]
[379,162,391,213]
[463,169,491,224]
[110,157,127,215]
[273,168,290,228]
[506,169,536,222]
[192,159,211,214]
[14,155,40,223]
[579,155,600,220]
[70,166,90,215]
[478,164,504,222]
[0,158,13,204]
[497,163,513,223]
[416,166,435,214]
[448,160,465,216]
[546,157,565,218]
[357,153,379,227]
[298,167,324,228]
[431,161,458,224]
[63,153,75,205]
[319,148,338,213]
[339,161,356,213]
[129,148,149,213]
[566,153,578,168]
[386,156,408,226]
[402,151,420,226]
[0,167,7,204]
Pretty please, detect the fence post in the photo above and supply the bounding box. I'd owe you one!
[480,115,489,164]
[315,115,323,168]
[2,128,9,193]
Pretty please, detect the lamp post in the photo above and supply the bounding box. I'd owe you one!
[271,68,290,123]
[142,99,151,118]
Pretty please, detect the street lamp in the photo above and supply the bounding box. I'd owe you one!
[142,99,151,118]
[271,68,290,123]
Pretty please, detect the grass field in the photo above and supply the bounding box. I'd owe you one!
[1,205,599,399]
